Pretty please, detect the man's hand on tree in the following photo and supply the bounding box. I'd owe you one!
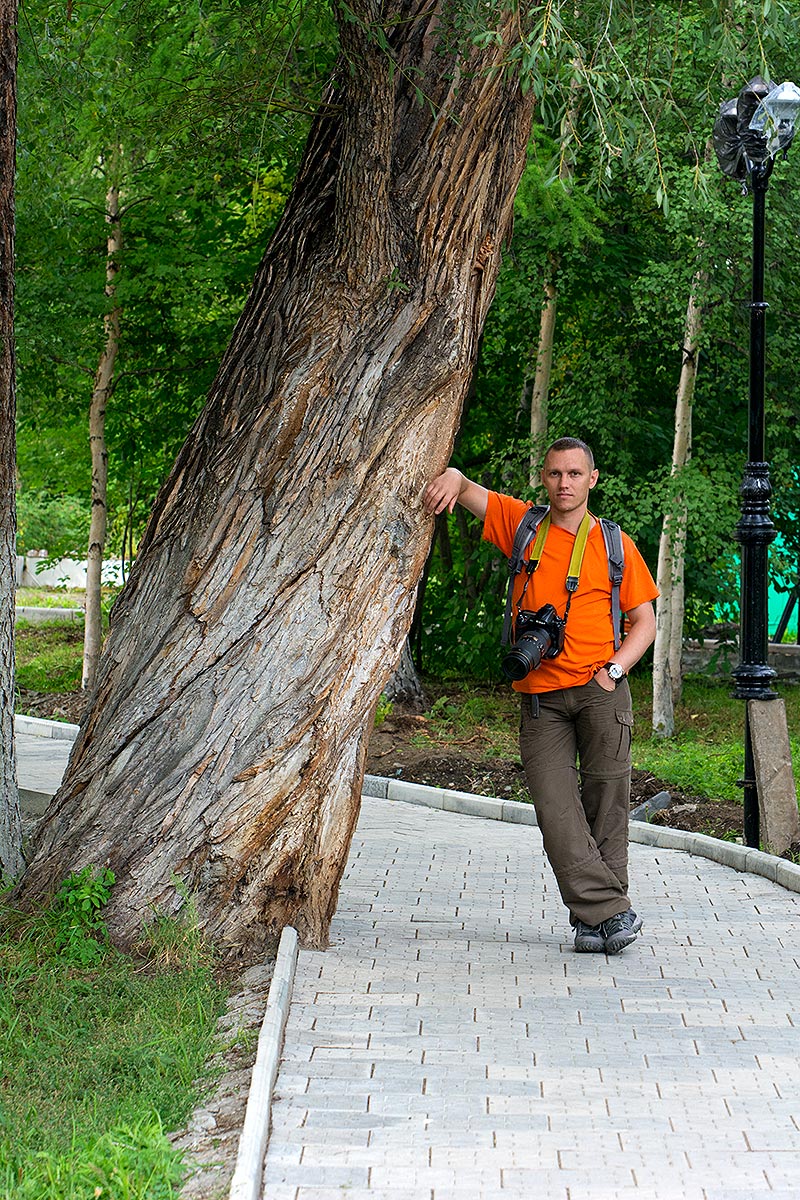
[423,468,464,515]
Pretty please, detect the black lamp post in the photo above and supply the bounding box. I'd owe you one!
[713,78,800,847]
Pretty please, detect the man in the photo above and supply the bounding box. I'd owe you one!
[423,437,658,954]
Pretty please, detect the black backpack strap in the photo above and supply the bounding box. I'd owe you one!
[599,518,625,650]
[501,505,549,646]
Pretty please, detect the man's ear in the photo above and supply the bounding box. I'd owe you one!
[589,469,599,490]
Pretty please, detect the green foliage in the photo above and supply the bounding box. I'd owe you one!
[15,492,90,559]
[419,3,800,679]
[0,884,226,1200]
[374,695,394,726]
[15,0,337,558]
[49,866,116,967]
[14,621,84,695]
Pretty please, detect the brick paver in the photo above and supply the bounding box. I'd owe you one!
[263,795,800,1199]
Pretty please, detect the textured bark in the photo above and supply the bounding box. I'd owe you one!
[526,264,557,486]
[384,638,427,712]
[652,274,703,738]
[18,2,536,950]
[82,175,121,691]
[0,0,22,877]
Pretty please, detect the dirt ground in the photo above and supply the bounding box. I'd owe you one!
[365,709,748,841]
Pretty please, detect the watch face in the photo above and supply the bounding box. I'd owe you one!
[608,663,624,681]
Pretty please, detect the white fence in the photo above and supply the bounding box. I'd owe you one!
[15,554,125,589]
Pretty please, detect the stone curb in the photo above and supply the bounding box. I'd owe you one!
[14,714,80,741]
[364,774,538,826]
[365,774,800,895]
[228,925,299,1200]
[15,605,84,624]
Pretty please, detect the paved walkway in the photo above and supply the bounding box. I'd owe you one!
[16,730,74,808]
[264,794,800,1200]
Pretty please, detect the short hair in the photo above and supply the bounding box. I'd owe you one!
[543,437,595,470]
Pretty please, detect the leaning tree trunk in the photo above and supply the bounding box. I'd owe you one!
[652,272,704,738]
[82,173,121,692]
[0,0,22,878]
[18,2,536,950]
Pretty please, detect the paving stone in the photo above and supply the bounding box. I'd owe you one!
[261,794,800,1198]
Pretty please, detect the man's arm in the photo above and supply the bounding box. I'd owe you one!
[423,468,489,519]
[595,600,656,691]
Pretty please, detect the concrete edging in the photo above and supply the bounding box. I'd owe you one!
[14,714,80,742]
[365,773,800,895]
[15,605,84,624]
[228,925,300,1200]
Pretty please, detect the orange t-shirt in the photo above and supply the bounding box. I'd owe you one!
[483,491,659,694]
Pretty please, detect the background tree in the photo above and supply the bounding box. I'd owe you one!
[17,0,537,950]
[0,0,22,878]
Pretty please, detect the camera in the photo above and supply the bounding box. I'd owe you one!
[501,603,566,681]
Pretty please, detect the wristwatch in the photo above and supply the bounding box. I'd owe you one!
[602,661,626,685]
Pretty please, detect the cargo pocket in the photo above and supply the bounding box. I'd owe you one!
[615,709,633,760]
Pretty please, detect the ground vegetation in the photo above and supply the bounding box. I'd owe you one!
[0,871,228,1198]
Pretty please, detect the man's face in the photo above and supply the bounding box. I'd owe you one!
[541,448,599,517]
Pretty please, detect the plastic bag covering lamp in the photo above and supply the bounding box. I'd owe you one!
[712,78,800,848]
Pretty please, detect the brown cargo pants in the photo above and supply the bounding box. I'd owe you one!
[519,677,634,928]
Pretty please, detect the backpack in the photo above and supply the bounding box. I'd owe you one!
[501,505,625,650]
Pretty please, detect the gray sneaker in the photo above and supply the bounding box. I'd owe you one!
[574,920,605,953]
[602,909,642,955]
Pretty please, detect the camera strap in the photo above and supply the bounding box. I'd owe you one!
[502,508,623,648]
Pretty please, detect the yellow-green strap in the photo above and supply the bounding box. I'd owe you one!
[566,512,592,592]
[529,513,550,567]
[529,511,591,594]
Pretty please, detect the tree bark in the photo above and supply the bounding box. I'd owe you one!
[82,173,121,692]
[652,272,704,737]
[526,262,557,486]
[18,2,536,950]
[0,0,22,878]
[384,637,427,712]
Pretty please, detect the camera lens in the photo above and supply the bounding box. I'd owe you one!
[500,628,550,681]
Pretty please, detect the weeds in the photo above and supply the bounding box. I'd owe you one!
[14,620,84,693]
[0,870,227,1199]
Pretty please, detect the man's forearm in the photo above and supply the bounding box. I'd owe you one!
[615,603,656,674]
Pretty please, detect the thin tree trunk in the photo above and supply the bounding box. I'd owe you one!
[0,0,22,877]
[384,637,427,712]
[18,2,536,951]
[652,273,704,737]
[82,173,121,691]
[526,263,557,486]
[525,59,581,487]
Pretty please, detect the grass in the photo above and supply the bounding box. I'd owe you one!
[14,619,84,693]
[0,873,228,1200]
[629,675,800,803]
[412,686,520,760]
[404,673,800,806]
[15,586,86,609]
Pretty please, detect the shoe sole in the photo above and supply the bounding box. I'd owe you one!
[574,938,605,953]
[604,931,638,954]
